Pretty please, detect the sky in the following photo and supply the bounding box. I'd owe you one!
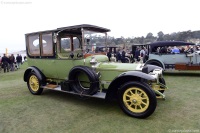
[0,0,200,53]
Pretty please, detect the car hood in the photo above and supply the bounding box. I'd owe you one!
[97,62,144,71]
[85,54,108,62]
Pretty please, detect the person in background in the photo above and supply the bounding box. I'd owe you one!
[106,49,111,62]
[186,45,194,53]
[140,47,145,63]
[9,54,15,71]
[171,46,180,54]
[0,56,2,64]
[19,55,23,64]
[159,46,167,54]
[116,48,121,62]
[16,54,21,69]
[121,48,126,63]
[134,47,140,62]
[24,56,27,61]
[1,54,9,73]
[0,56,2,72]
[179,46,185,53]
[167,46,172,53]
[143,47,148,63]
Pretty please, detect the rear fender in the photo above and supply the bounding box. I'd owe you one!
[23,66,46,83]
[105,71,155,101]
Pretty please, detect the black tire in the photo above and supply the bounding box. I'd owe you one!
[118,81,157,118]
[27,72,43,95]
[69,66,99,95]
[146,60,163,69]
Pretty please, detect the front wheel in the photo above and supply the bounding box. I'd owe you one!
[118,82,157,118]
[27,72,43,95]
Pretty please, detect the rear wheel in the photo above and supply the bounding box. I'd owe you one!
[118,81,157,118]
[27,72,43,95]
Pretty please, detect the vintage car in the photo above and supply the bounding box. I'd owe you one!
[144,41,200,70]
[23,24,167,118]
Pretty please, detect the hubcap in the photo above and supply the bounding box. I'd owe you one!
[123,87,149,113]
[29,75,39,92]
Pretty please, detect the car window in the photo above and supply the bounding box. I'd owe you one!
[41,33,53,56]
[73,37,81,51]
[60,37,71,52]
[28,34,40,55]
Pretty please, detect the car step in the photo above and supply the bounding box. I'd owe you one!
[41,84,106,99]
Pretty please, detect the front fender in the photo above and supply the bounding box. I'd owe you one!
[105,71,156,101]
[23,66,46,83]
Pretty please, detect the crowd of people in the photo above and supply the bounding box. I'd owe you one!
[106,48,127,63]
[0,54,26,73]
[156,45,200,54]
[106,46,148,63]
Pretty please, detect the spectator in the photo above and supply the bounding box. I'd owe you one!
[167,46,172,53]
[121,48,126,63]
[116,48,121,62]
[0,56,2,72]
[134,47,140,62]
[159,46,167,54]
[24,56,27,61]
[186,46,194,53]
[143,47,148,63]
[179,46,185,53]
[19,55,23,64]
[106,49,111,62]
[1,54,9,73]
[16,54,21,69]
[140,47,145,63]
[9,54,15,71]
[171,46,180,54]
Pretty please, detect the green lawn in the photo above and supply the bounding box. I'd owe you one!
[0,63,200,133]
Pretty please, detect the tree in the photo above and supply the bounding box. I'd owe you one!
[146,32,153,39]
[157,31,164,41]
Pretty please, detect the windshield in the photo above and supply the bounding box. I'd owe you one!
[83,30,107,53]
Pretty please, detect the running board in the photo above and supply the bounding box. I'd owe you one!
[41,85,106,99]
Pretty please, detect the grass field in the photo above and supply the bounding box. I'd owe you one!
[0,63,200,133]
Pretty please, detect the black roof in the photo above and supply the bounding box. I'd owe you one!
[148,41,195,47]
[57,24,110,33]
[25,24,110,35]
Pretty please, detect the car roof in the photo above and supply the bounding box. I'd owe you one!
[148,41,195,47]
[25,24,110,35]
[57,24,110,33]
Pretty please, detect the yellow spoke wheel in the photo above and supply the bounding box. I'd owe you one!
[123,87,149,113]
[29,75,40,92]
[118,81,157,118]
[27,73,43,95]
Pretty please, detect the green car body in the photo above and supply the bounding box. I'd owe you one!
[24,24,167,118]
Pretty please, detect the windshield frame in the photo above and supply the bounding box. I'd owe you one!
[81,28,108,53]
